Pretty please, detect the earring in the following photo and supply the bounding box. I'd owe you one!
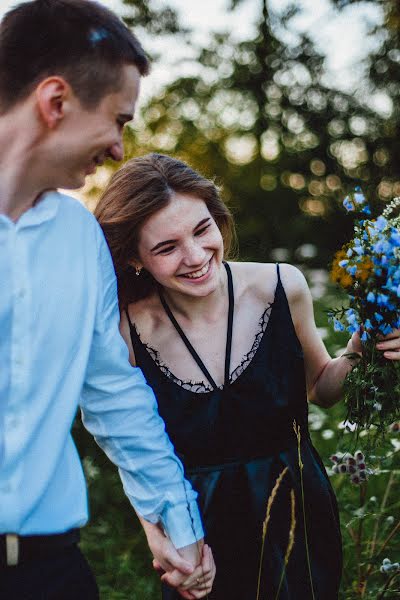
[135,267,142,276]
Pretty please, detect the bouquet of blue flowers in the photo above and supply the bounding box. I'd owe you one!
[329,191,400,438]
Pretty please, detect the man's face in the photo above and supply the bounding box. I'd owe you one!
[49,64,140,189]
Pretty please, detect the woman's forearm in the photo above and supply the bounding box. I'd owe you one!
[309,339,360,408]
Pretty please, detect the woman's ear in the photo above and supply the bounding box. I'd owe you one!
[127,259,143,276]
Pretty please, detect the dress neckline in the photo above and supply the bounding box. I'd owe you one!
[158,261,234,391]
[139,301,274,394]
[127,263,283,395]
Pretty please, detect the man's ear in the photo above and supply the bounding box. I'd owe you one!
[35,76,71,129]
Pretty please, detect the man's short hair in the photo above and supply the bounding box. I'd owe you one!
[0,0,150,113]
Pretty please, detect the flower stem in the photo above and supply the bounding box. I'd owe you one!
[377,572,400,600]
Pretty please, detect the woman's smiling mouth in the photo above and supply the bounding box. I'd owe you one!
[179,259,211,280]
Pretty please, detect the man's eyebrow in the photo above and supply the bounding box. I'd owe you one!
[150,218,210,252]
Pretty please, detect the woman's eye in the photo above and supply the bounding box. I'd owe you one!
[195,225,210,236]
[158,246,175,255]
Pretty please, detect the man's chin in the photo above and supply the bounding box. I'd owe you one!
[59,174,87,191]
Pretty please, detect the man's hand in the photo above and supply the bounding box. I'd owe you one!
[154,543,215,599]
[144,521,195,582]
[141,518,215,598]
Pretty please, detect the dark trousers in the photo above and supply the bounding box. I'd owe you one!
[0,544,99,600]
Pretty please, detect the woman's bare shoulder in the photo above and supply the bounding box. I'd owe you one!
[125,293,164,337]
[227,261,282,300]
[277,263,310,302]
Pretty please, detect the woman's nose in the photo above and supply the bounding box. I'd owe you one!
[183,241,206,266]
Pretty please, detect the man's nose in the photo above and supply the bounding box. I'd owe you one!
[107,140,124,162]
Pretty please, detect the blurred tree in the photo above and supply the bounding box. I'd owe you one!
[330,0,400,205]
[123,0,386,265]
[121,0,187,38]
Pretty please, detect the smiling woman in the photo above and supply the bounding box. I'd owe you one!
[94,153,235,307]
[93,152,369,599]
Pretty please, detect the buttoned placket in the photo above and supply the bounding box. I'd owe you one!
[0,216,28,520]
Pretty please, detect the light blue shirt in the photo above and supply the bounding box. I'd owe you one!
[0,191,203,549]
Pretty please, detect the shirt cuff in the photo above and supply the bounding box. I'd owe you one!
[162,500,204,549]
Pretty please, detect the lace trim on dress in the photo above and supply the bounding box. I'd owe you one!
[141,338,213,393]
[229,302,273,383]
[135,301,274,393]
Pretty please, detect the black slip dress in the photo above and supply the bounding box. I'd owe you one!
[126,263,342,599]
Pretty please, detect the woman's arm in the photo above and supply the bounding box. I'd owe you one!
[119,308,137,366]
[280,264,364,408]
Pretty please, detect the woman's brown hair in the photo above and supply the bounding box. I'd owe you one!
[95,153,236,308]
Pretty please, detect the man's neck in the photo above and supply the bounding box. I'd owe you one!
[0,110,48,221]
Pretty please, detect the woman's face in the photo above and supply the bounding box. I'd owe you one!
[136,193,225,298]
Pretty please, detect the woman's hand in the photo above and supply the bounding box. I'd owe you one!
[175,544,215,599]
[141,519,196,585]
[375,328,400,360]
[153,543,215,599]
[349,328,400,360]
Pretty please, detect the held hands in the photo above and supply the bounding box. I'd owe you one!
[155,543,215,599]
[349,328,400,360]
[145,523,215,599]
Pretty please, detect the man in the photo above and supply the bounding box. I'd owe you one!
[0,1,214,598]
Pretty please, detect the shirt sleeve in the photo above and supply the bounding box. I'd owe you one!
[80,226,204,549]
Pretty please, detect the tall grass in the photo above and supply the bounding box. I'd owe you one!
[256,466,288,600]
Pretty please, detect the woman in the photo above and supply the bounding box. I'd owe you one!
[95,154,400,599]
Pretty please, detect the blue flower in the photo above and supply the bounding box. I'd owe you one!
[334,319,345,332]
[339,259,349,268]
[347,265,357,276]
[361,331,369,342]
[367,291,375,303]
[346,309,359,326]
[379,323,392,336]
[343,197,355,212]
[390,230,400,246]
[375,216,388,231]
[354,192,366,205]
[347,324,359,334]
[364,319,373,330]
[374,312,384,323]
[377,294,389,306]
[362,206,372,215]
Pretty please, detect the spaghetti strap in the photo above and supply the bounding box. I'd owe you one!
[158,262,234,390]
[276,262,281,285]
[224,262,234,384]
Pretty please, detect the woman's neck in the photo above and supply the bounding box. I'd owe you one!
[160,264,229,325]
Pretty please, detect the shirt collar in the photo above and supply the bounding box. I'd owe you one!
[15,190,61,229]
